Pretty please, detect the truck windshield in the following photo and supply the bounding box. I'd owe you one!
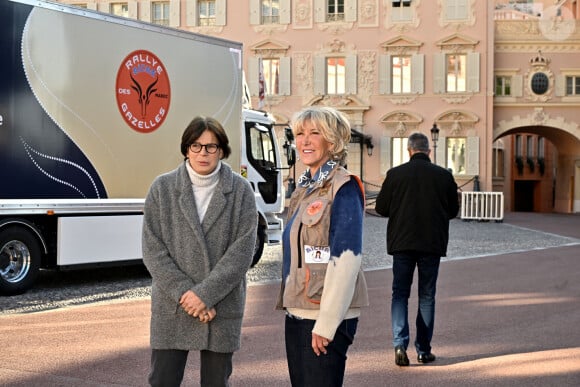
[249,124,277,170]
[246,122,279,204]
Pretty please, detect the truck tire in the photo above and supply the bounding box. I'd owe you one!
[0,227,42,295]
[251,225,266,268]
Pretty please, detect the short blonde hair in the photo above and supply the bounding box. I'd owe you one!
[290,107,351,165]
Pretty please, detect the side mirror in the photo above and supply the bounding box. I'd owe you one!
[284,142,296,166]
[284,127,294,142]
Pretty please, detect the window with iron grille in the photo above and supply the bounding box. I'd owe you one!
[261,0,280,24]
[199,0,216,26]
[152,1,169,26]
[327,0,345,22]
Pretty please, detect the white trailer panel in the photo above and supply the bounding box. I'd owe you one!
[57,216,143,265]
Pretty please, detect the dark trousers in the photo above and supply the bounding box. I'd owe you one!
[391,252,441,355]
[148,349,233,387]
[285,314,358,387]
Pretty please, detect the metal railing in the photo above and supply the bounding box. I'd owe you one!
[461,191,504,222]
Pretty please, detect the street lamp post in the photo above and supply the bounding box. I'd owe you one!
[430,123,439,165]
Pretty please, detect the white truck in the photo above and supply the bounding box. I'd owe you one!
[0,0,288,295]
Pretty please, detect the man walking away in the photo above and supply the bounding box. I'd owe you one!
[374,131,459,367]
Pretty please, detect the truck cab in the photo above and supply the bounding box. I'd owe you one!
[241,109,285,266]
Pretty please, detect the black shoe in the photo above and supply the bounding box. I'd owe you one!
[417,353,436,364]
[394,345,409,366]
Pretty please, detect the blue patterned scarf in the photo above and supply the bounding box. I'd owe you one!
[297,159,338,195]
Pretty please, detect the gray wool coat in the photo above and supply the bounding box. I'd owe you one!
[142,161,257,353]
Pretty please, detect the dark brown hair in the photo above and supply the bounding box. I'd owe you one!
[180,116,231,159]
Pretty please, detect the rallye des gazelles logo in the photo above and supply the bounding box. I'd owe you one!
[116,50,170,133]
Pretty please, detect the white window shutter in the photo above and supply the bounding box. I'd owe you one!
[379,55,391,95]
[97,1,109,12]
[555,74,566,97]
[128,1,138,18]
[467,52,480,93]
[512,75,523,97]
[216,0,226,26]
[139,1,151,22]
[380,136,392,175]
[279,57,291,96]
[346,55,358,94]
[314,0,326,23]
[411,54,424,94]
[466,136,479,175]
[247,57,259,96]
[433,53,445,94]
[314,56,326,95]
[345,0,357,22]
[436,136,446,167]
[250,0,260,25]
[169,0,180,27]
[280,0,291,24]
[186,0,198,26]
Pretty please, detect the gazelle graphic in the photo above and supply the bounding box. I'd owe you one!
[130,72,159,118]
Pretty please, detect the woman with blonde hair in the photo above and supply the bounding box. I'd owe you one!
[277,106,369,386]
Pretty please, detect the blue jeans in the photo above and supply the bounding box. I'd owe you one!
[391,252,441,355]
[285,314,358,387]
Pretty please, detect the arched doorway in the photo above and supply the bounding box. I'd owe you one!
[494,110,580,213]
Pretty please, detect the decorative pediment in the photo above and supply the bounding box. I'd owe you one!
[380,111,424,136]
[380,35,423,54]
[307,94,368,109]
[435,110,479,135]
[320,39,356,54]
[249,39,290,55]
[436,33,479,52]
[306,95,370,127]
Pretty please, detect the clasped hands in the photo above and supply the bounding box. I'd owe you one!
[179,290,216,323]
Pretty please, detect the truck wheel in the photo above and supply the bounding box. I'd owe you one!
[251,225,266,268]
[0,227,41,295]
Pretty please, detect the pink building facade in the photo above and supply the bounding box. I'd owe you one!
[58,0,580,213]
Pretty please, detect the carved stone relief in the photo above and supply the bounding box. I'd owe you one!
[525,50,554,102]
[359,0,379,27]
[435,110,479,134]
[294,0,313,29]
[293,53,312,96]
[380,111,423,134]
[318,21,355,35]
[358,51,376,101]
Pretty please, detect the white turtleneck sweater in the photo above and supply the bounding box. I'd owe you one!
[185,160,221,222]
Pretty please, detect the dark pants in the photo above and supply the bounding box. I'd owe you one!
[285,314,358,387]
[391,252,441,355]
[148,349,233,387]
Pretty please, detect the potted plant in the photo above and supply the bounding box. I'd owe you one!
[527,157,535,173]
[537,157,545,175]
[515,156,524,175]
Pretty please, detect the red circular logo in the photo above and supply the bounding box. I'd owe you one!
[116,50,170,133]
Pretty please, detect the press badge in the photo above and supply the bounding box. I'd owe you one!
[304,245,330,263]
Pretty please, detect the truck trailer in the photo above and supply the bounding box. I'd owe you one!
[0,0,286,295]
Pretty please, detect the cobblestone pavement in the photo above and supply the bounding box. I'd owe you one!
[1,212,579,315]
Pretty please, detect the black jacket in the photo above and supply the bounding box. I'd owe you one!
[375,152,459,256]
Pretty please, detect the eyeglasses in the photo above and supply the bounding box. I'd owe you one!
[189,143,220,154]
